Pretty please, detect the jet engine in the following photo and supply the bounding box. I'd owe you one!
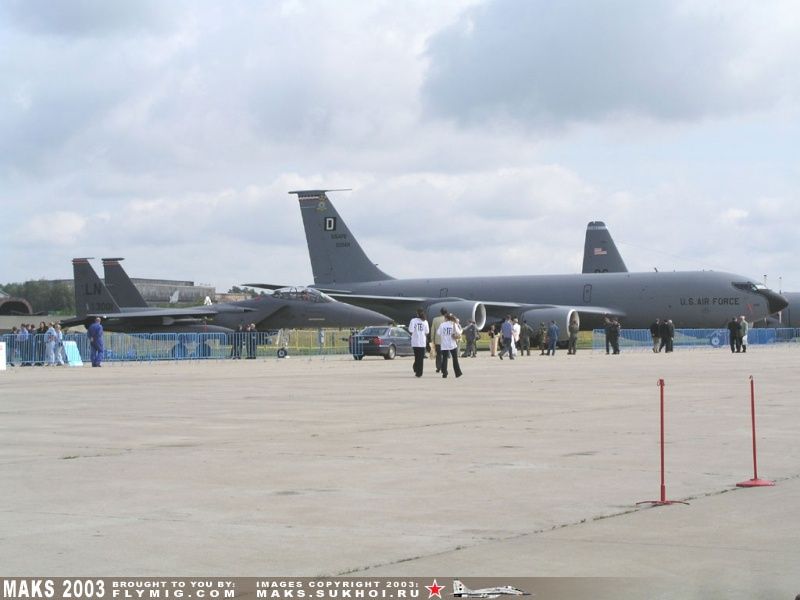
[425,300,487,329]
[520,307,580,340]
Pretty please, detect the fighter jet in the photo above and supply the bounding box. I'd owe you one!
[61,258,390,333]
[581,223,799,327]
[452,580,529,598]
[261,190,787,338]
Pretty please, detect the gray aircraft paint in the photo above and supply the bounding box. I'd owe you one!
[103,258,149,308]
[65,258,390,333]
[581,222,799,327]
[582,221,627,274]
[292,191,787,332]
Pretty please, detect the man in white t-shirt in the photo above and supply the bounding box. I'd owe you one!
[409,308,430,377]
[430,307,448,373]
[437,314,463,379]
[511,317,521,358]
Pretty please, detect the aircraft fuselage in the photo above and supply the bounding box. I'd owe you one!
[327,270,781,329]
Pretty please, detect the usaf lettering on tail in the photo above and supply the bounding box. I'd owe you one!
[254,190,787,338]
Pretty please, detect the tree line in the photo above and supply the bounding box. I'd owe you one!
[0,280,74,314]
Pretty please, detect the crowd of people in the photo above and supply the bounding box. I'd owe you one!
[6,320,71,366]
[407,308,590,379]
[726,315,750,353]
[404,308,759,379]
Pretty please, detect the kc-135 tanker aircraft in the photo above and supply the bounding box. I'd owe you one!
[581,221,797,327]
[249,190,787,339]
[62,257,389,333]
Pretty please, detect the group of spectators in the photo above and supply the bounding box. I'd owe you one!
[726,315,750,353]
[229,323,260,359]
[648,318,676,353]
[408,308,583,379]
[7,321,69,366]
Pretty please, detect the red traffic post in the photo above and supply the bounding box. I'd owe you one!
[637,378,689,507]
[737,375,775,488]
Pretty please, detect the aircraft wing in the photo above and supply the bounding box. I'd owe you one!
[292,290,626,330]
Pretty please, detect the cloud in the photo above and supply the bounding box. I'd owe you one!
[1,1,799,295]
[422,0,800,128]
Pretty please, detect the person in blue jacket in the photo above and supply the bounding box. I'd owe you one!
[547,320,560,356]
[87,317,104,367]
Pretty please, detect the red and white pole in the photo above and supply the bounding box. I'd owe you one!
[737,375,775,488]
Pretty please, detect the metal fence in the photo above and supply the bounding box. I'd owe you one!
[591,327,800,352]
[2,328,362,365]
[5,327,799,365]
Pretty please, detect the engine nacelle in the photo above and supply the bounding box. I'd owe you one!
[520,307,579,341]
[425,300,487,330]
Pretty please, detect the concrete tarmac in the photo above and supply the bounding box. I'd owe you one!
[1,347,798,597]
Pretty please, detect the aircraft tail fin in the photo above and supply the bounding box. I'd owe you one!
[102,258,149,308]
[72,258,121,317]
[292,190,393,285]
[452,581,471,596]
[582,221,628,274]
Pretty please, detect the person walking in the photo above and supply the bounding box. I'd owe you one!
[650,318,661,353]
[738,315,749,353]
[87,317,104,367]
[511,317,521,359]
[437,313,463,378]
[727,316,739,353]
[521,320,534,356]
[665,319,675,352]
[488,324,498,357]
[498,315,514,360]
[462,319,479,358]
[658,318,670,353]
[538,322,547,355]
[431,307,448,372]
[409,308,430,377]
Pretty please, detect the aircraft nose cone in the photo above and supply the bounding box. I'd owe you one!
[762,289,788,315]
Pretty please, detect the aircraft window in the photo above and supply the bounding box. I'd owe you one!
[732,282,763,293]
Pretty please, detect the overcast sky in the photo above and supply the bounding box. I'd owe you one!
[2,0,799,293]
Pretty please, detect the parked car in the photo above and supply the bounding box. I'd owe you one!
[350,326,413,360]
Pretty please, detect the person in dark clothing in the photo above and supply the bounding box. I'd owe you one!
[658,319,670,352]
[520,320,534,356]
[87,317,104,367]
[603,315,612,354]
[665,319,675,352]
[649,318,661,353]
[246,323,258,359]
[230,324,244,359]
[727,317,739,353]
[609,318,621,354]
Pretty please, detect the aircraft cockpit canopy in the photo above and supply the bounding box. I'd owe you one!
[732,281,768,293]
[271,286,335,303]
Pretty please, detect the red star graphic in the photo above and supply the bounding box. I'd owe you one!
[425,580,445,599]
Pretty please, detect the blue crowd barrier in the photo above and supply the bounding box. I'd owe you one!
[3,330,314,364]
[592,327,800,352]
